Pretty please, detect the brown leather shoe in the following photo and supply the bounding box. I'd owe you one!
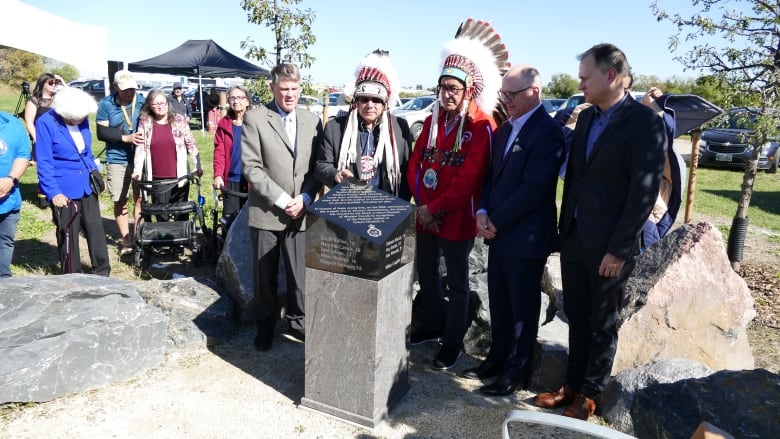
[562,393,597,420]
[533,385,576,408]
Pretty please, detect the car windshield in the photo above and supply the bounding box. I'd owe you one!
[725,111,758,129]
[405,96,435,111]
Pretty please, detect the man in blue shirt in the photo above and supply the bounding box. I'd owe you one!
[96,70,145,255]
[0,111,32,277]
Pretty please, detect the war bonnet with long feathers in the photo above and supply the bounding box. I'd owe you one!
[337,50,402,195]
[428,19,510,150]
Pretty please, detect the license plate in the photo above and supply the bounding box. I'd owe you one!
[716,153,733,162]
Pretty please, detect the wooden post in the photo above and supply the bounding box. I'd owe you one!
[684,129,702,223]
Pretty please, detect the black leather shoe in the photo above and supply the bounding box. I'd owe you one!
[254,320,274,351]
[479,374,522,396]
[432,344,461,370]
[460,360,502,381]
[285,327,305,343]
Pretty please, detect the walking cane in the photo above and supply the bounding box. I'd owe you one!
[57,200,79,273]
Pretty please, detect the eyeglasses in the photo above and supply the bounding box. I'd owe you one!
[437,85,465,96]
[151,102,168,108]
[498,86,533,101]
[228,96,247,102]
[357,96,384,105]
[47,80,63,86]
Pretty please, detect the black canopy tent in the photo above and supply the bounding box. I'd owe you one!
[128,39,269,130]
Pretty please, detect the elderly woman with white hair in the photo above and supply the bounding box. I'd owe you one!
[35,86,110,276]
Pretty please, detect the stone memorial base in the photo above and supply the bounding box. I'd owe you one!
[300,261,414,428]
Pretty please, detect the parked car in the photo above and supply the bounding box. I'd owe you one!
[325,92,351,119]
[559,91,645,112]
[542,98,566,116]
[392,95,437,140]
[698,108,779,173]
[323,92,404,119]
[71,79,107,100]
[298,95,324,117]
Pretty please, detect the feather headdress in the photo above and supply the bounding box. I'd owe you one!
[429,18,511,150]
[343,49,401,109]
[337,50,402,195]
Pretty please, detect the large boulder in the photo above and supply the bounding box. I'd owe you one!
[215,206,290,322]
[216,205,254,320]
[615,222,755,374]
[600,358,714,435]
[630,368,780,439]
[134,276,233,349]
[0,274,168,403]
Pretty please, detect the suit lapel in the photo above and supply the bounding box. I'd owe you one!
[492,123,511,176]
[495,107,543,178]
[573,107,594,168]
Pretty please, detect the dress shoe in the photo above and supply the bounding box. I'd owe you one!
[478,374,522,396]
[533,385,576,408]
[284,327,305,343]
[460,360,502,381]
[562,393,597,421]
[432,344,461,370]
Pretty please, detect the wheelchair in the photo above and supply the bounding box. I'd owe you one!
[206,186,248,265]
[131,173,211,270]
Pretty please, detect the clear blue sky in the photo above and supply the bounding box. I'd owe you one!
[21,0,723,89]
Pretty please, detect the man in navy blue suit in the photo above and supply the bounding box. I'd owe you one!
[534,43,666,420]
[461,65,564,396]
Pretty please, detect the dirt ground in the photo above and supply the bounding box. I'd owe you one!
[1,205,778,438]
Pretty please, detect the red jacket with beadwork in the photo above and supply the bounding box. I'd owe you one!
[406,103,494,241]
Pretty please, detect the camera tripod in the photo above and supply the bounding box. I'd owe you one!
[14,81,30,118]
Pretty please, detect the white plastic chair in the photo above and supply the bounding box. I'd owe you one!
[501,409,637,439]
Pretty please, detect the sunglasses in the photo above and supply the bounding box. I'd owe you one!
[47,79,63,86]
[357,96,384,105]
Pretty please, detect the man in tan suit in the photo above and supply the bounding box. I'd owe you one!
[241,63,323,351]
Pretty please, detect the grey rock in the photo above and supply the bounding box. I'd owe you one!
[216,205,286,322]
[601,358,713,435]
[0,274,168,403]
[134,277,233,349]
[533,311,570,391]
[631,368,780,439]
[216,205,254,320]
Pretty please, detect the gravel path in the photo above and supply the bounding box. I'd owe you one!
[0,324,609,439]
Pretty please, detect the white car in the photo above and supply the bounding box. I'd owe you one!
[324,92,351,119]
[392,95,437,140]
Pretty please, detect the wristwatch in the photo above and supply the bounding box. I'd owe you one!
[7,176,18,187]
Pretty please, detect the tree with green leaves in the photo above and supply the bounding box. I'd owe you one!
[545,73,579,98]
[653,0,780,269]
[0,47,45,87]
[239,0,316,69]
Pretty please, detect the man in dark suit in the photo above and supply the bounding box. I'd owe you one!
[241,63,323,351]
[533,44,666,420]
[462,65,564,395]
